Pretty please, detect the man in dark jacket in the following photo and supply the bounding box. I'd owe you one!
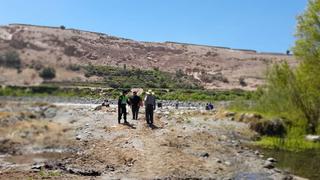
[129,91,141,120]
[144,90,156,126]
[118,90,130,124]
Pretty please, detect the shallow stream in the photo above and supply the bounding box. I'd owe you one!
[261,149,320,180]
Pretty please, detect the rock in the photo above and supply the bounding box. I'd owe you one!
[219,135,228,141]
[267,157,277,163]
[66,167,101,176]
[87,53,99,60]
[94,105,102,111]
[216,159,222,163]
[263,161,274,169]
[254,150,260,155]
[249,118,286,136]
[305,135,320,142]
[31,162,45,170]
[43,107,57,118]
[76,135,81,140]
[224,161,232,166]
[200,152,209,158]
[239,113,262,122]
[225,112,236,117]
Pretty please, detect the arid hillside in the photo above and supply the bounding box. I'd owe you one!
[0,24,297,90]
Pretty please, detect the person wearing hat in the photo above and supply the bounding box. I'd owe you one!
[129,91,142,120]
[144,89,156,126]
[118,90,130,124]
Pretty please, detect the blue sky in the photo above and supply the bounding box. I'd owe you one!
[0,0,307,52]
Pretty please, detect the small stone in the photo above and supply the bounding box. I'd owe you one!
[274,168,282,173]
[259,155,265,158]
[31,163,45,170]
[263,161,274,169]
[267,157,277,162]
[85,123,89,126]
[224,161,231,166]
[216,159,222,163]
[254,150,260,155]
[200,152,209,158]
[76,135,81,140]
[225,112,236,117]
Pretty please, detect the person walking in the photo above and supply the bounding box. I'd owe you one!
[118,90,130,124]
[130,91,142,120]
[144,90,156,127]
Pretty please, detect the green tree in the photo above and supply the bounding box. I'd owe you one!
[257,0,320,134]
[293,0,320,134]
[40,67,56,80]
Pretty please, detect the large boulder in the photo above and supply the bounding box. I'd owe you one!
[249,118,286,136]
[238,113,262,122]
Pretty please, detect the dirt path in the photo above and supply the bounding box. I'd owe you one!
[0,100,299,179]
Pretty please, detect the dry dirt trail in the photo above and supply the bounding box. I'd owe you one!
[0,100,302,179]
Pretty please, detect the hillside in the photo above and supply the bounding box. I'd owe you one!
[0,24,297,90]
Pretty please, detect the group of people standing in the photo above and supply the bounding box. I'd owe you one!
[118,89,156,127]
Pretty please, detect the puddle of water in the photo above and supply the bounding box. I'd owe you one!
[4,152,71,165]
[261,149,320,180]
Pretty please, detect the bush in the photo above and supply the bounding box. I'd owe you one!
[0,51,21,69]
[67,64,81,71]
[60,25,66,30]
[239,77,247,86]
[40,67,56,80]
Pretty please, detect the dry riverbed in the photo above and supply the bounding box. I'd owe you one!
[0,100,303,179]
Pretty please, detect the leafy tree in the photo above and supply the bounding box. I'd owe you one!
[0,51,21,69]
[257,0,320,134]
[40,67,56,80]
[292,0,320,134]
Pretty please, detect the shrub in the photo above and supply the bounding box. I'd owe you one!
[67,64,81,71]
[239,77,247,86]
[0,51,21,69]
[39,67,56,80]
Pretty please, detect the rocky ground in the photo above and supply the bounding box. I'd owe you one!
[0,99,304,180]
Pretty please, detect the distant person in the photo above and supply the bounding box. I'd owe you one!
[144,90,156,127]
[129,91,142,120]
[175,102,179,109]
[208,102,214,110]
[118,90,130,124]
[286,50,290,55]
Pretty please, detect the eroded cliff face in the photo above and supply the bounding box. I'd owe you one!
[0,24,297,89]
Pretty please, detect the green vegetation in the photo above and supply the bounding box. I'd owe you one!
[39,167,61,178]
[0,85,256,102]
[39,67,56,80]
[158,89,255,102]
[230,0,320,151]
[83,64,201,89]
[0,51,22,70]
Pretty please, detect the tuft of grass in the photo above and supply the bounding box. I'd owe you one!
[39,168,61,178]
[255,136,320,151]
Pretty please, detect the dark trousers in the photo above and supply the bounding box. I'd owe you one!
[145,104,154,125]
[132,105,139,120]
[118,104,127,123]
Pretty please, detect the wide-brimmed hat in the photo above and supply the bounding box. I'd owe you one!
[146,89,153,95]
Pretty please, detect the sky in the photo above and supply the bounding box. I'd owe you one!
[0,0,308,53]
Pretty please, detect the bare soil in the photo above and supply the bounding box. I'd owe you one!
[0,100,298,179]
